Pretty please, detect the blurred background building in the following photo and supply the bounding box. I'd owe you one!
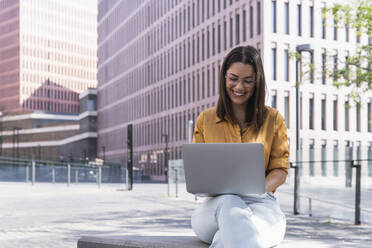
[0,89,97,162]
[0,0,97,114]
[99,0,371,181]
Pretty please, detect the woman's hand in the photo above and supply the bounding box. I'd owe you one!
[265,169,287,193]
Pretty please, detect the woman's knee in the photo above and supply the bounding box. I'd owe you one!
[191,204,218,244]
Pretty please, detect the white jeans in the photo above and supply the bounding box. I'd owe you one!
[191,193,286,248]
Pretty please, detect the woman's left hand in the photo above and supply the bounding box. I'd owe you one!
[265,169,287,193]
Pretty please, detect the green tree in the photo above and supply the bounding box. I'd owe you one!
[324,0,371,101]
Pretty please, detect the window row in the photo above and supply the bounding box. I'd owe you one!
[100,68,220,130]
[99,60,221,110]
[297,139,372,177]
[272,0,362,43]
[271,46,357,85]
[22,99,78,113]
[272,93,372,133]
[100,0,260,71]
[21,73,92,91]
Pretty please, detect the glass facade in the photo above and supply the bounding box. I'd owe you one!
[0,0,97,114]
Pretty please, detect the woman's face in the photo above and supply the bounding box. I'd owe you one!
[225,62,256,108]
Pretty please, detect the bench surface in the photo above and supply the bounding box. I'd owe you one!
[77,236,209,248]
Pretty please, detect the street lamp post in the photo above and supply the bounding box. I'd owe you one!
[102,146,106,161]
[294,44,313,215]
[162,133,169,195]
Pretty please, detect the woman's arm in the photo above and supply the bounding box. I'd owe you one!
[265,169,287,193]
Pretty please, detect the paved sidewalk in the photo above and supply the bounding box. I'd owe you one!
[0,182,371,248]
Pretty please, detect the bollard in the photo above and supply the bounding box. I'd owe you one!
[32,161,35,185]
[351,160,361,225]
[52,167,55,183]
[67,164,71,187]
[98,166,102,189]
[291,162,300,215]
[75,169,79,184]
[174,168,178,198]
[126,168,129,190]
[308,197,312,217]
[26,165,29,182]
[167,167,170,197]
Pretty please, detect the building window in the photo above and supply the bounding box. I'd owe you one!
[224,20,227,50]
[87,99,95,110]
[333,99,338,131]
[321,141,327,176]
[300,96,303,129]
[271,94,277,109]
[284,95,290,128]
[368,102,372,132]
[322,51,326,84]
[297,4,302,36]
[345,101,350,131]
[272,1,277,33]
[368,145,372,177]
[334,18,338,40]
[284,48,289,81]
[309,140,315,176]
[230,17,233,48]
[309,6,314,37]
[333,52,338,81]
[309,97,314,129]
[322,7,326,39]
[333,141,339,176]
[212,26,215,55]
[218,23,221,53]
[250,5,253,38]
[271,47,277,80]
[345,24,349,42]
[257,2,261,35]
[321,98,326,130]
[356,143,361,163]
[310,52,314,84]
[284,2,289,34]
[236,14,240,45]
[243,9,247,41]
[356,103,361,132]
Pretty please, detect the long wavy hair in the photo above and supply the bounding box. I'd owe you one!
[216,46,267,131]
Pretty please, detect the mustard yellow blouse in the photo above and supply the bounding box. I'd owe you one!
[193,106,290,174]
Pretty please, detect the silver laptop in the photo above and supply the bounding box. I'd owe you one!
[182,143,265,196]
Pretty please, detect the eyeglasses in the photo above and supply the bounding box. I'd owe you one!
[225,73,256,88]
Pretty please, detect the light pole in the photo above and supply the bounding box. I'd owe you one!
[294,44,313,215]
[102,146,106,161]
[162,133,169,196]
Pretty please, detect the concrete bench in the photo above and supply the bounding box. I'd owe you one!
[77,236,209,248]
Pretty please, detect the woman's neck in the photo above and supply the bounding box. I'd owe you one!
[232,104,247,128]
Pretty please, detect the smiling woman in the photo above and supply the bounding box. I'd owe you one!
[191,46,289,247]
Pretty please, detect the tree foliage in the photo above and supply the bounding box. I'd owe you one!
[325,0,372,101]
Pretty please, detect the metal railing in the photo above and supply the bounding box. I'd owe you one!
[290,158,371,225]
[0,156,128,187]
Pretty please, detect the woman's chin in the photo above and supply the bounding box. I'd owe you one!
[231,99,249,106]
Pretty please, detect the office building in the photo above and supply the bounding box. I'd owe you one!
[97,0,372,181]
[0,0,97,114]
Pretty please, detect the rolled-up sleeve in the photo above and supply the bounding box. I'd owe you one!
[193,111,205,143]
[268,112,290,174]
